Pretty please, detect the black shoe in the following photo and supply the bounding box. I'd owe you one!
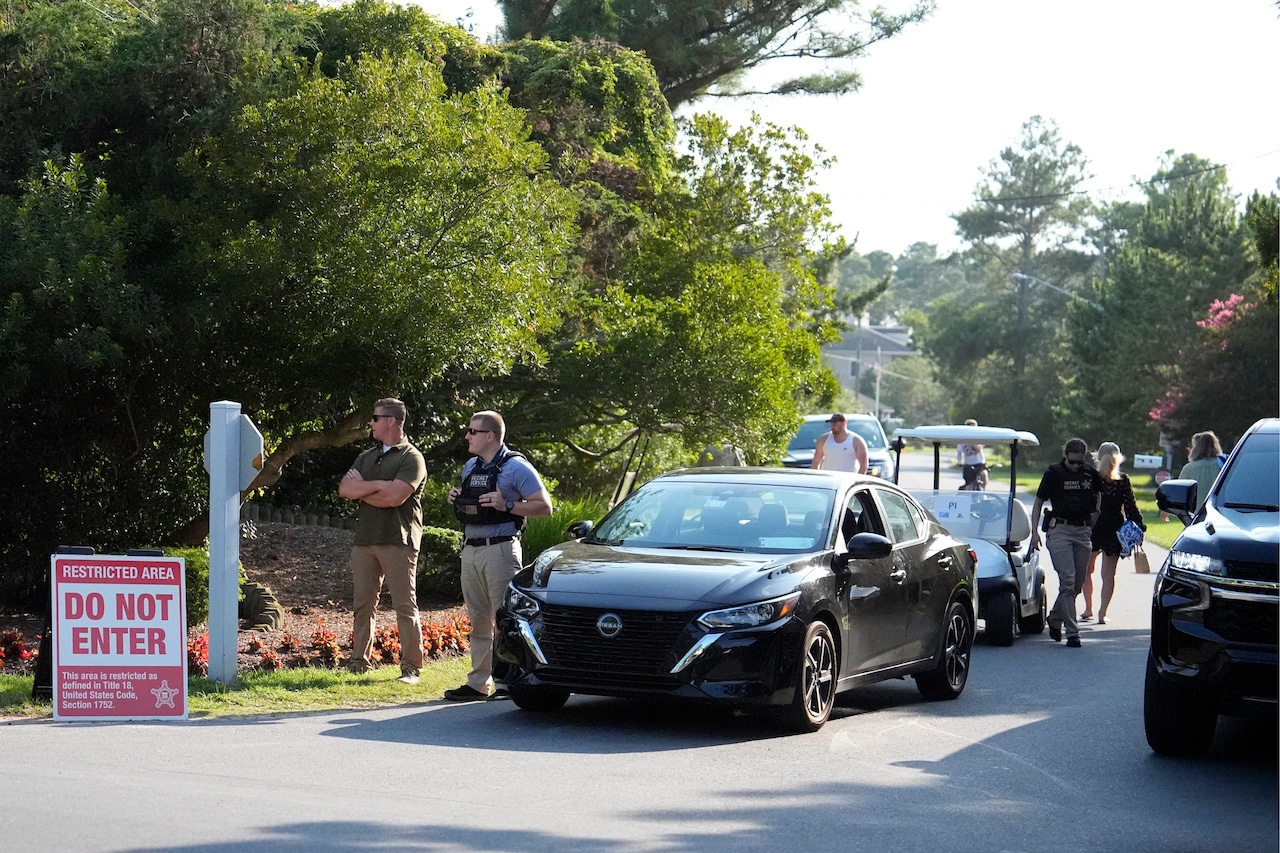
[1066,636,1082,648]
[443,685,489,702]
[488,687,511,701]
[1049,622,1062,642]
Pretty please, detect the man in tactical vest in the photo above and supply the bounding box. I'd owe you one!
[1029,437,1103,648]
[445,410,552,700]
[338,398,427,683]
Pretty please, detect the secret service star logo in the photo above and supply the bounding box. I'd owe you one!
[150,680,180,709]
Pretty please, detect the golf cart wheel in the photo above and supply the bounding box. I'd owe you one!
[985,588,1017,646]
[1019,584,1048,635]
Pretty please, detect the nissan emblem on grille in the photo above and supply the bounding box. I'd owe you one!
[596,613,623,638]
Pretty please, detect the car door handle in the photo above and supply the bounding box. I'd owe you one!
[889,569,907,584]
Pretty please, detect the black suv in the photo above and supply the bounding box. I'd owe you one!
[1146,418,1279,756]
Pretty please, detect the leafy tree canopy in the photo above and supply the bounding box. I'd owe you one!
[497,0,934,107]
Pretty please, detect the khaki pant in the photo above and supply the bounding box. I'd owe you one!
[1046,523,1092,640]
[460,539,522,694]
[351,544,423,675]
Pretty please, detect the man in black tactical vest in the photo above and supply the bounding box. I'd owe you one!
[1029,438,1103,648]
[444,410,552,700]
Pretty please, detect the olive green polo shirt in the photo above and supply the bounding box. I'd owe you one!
[350,440,427,549]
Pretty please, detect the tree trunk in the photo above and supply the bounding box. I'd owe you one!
[176,412,369,545]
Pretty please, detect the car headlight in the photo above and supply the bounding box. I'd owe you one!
[504,585,541,618]
[1168,549,1227,577]
[698,593,801,629]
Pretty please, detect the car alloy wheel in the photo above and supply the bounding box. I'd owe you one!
[916,600,973,701]
[778,620,837,732]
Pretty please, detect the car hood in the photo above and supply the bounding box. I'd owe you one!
[1175,503,1280,575]
[521,541,819,611]
[782,448,815,466]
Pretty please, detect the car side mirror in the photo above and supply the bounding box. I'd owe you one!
[841,532,893,562]
[1156,479,1198,527]
[565,519,595,540]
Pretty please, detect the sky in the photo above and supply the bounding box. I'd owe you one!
[409,0,1280,257]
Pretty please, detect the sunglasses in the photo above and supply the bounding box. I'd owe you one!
[370,414,397,422]
[1064,457,1085,468]
[466,428,494,436]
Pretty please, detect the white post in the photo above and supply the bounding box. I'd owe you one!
[207,401,242,684]
[874,346,882,420]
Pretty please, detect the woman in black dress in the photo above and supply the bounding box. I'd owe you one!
[1083,442,1144,624]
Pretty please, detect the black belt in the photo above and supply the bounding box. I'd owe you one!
[465,535,517,547]
[1052,517,1089,526]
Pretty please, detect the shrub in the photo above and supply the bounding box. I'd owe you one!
[310,623,344,668]
[416,525,463,598]
[187,633,209,676]
[168,546,210,626]
[414,493,612,599]
[0,630,35,673]
[372,625,401,664]
[522,492,612,560]
[164,546,247,629]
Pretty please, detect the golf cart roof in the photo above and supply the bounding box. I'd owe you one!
[894,424,1040,447]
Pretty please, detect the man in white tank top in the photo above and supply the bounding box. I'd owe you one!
[811,413,868,473]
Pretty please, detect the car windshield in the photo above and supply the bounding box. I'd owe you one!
[787,418,887,452]
[588,480,836,553]
[1217,431,1280,510]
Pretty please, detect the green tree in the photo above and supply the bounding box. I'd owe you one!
[1062,154,1257,456]
[915,117,1096,442]
[873,354,948,426]
[411,111,848,479]
[0,0,576,604]
[862,242,967,323]
[497,0,934,107]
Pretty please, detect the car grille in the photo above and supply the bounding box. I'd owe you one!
[1226,559,1279,584]
[536,604,694,690]
[1207,595,1278,645]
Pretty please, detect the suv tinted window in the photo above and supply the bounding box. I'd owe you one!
[1217,431,1280,508]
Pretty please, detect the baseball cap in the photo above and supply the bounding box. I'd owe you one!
[827,413,846,423]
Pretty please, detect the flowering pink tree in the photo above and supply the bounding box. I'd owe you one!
[1157,292,1278,449]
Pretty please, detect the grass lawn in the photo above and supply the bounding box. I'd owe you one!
[1,656,471,719]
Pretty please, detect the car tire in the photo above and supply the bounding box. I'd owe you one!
[915,600,973,701]
[1018,584,1048,635]
[1144,651,1216,757]
[509,684,571,713]
[776,620,837,733]
[985,588,1017,646]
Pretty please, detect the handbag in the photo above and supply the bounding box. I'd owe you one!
[1133,544,1152,574]
[1117,519,1144,557]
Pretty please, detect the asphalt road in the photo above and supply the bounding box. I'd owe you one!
[4,455,1276,852]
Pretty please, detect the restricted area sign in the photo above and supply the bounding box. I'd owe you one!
[52,554,188,721]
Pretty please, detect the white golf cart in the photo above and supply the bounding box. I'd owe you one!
[891,425,1048,646]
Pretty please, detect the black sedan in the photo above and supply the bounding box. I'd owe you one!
[494,467,977,731]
